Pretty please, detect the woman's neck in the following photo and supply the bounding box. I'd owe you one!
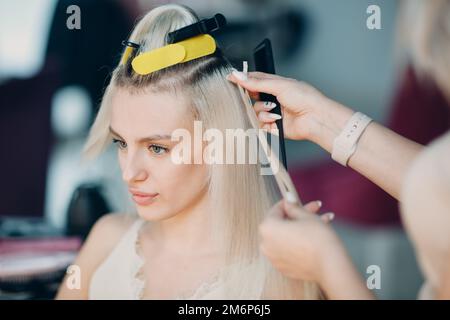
[145,190,219,256]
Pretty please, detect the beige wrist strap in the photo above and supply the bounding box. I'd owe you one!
[332,112,372,167]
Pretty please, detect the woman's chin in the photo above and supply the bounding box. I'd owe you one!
[136,205,172,221]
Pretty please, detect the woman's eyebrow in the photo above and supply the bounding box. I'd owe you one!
[138,134,172,143]
[109,126,172,142]
[109,126,124,139]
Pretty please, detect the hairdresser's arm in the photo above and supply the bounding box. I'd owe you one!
[438,255,450,299]
[259,200,374,299]
[227,72,423,200]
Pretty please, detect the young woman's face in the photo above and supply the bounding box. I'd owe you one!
[110,88,209,221]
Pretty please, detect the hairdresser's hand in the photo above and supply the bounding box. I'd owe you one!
[259,200,340,282]
[259,200,375,299]
[227,71,354,153]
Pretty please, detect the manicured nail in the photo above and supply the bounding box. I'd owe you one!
[316,200,322,208]
[263,102,277,111]
[285,192,297,204]
[322,212,335,222]
[268,113,282,120]
[232,70,247,81]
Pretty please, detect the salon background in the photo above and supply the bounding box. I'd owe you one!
[1,0,447,299]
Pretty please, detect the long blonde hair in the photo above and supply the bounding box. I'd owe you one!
[84,4,320,299]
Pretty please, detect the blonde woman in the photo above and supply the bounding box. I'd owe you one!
[56,4,320,300]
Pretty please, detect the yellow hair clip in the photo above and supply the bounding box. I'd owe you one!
[131,34,216,75]
[120,14,225,75]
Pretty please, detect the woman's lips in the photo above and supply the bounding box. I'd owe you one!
[129,190,159,206]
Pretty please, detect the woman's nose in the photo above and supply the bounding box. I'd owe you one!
[121,152,148,184]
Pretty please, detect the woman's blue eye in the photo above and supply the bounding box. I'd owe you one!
[149,145,168,155]
[112,139,167,154]
[112,138,127,150]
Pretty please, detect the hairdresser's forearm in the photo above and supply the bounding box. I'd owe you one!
[438,256,450,299]
[309,98,423,200]
[318,244,375,300]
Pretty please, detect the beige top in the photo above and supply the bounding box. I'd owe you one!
[400,131,450,299]
[88,218,225,300]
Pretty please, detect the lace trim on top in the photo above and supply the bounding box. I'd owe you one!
[174,272,223,300]
[131,219,224,300]
[131,219,146,300]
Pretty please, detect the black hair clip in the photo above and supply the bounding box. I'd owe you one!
[120,40,141,74]
[121,40,140,49]
[167,13,227,44]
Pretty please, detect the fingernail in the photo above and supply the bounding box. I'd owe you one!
[268,113,282,120]
[263,102,277,111]
[232,70,247,81]
[316,200,322,208]
[322,212,335,222]
[285,192,297,204]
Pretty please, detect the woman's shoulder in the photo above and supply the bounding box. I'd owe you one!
[91,213,139,242]
[88,213,143,257]
[55,213,140,299]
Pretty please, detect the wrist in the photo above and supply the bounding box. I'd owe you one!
[308,98,354,154]
[317,238,373,299]
[315,230,349,286]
